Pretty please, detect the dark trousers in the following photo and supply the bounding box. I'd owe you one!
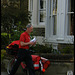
[9,49,35,75]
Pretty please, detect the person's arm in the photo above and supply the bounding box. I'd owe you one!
[32,41,36,46]
[20,41,34,46]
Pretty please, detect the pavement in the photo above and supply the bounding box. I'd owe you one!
[1,72,8,75]
[1,72,25,75]
[1,61,25,75]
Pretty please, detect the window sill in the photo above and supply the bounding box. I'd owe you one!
[56,38,64,41]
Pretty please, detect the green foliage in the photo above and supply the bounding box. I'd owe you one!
[10,21,24,41]
[30,44,52,53]
[1,0,31,33]
[1,49,7,61]
[11,30,23,41]
[1,35,9,49]
[1,0,31,46]
[60,45,74,54]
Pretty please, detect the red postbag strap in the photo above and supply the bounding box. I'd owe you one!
[41,57,50,70]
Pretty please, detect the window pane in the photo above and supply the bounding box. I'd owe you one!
[53,16,57,35]
[68,0,74,12]
[52,0,57,35]
[67,14,74,35]
[40,11,46,22]
[50,0,52,15]
[39,0,46,23]
[67,0,74,35]
[53,0,57,15]
[40,0,46,9]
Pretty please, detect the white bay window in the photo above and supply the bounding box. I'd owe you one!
[28,0,74,44]
[46,0,74,44]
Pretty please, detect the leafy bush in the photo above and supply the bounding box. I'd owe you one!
[1,35,9,49]
[1,49,7,62]
[60,45,74,54]
[30,44,52,53]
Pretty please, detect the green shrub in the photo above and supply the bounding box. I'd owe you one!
[1,35,9,49]
[30,44,52,53]
[1,49,7,61]
[60,45,74,54]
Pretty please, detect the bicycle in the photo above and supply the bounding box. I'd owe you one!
[6,40,50,75]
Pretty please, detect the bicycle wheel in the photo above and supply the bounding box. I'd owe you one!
[25,69,29,75]
[7,58,16,74]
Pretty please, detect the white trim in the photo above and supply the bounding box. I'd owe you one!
[32,0,38,26]
[33,25,45,28]
[56,38,64,41]
[57,0,66,39]
[28,0,31,11]
[46,35,74,44]
[67,12,74,14]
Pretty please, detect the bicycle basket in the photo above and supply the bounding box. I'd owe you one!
[6,40,19,55]
[6,48,18,55]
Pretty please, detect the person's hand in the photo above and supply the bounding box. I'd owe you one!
[33,41,36,46]
[29,41,36,46]
[29,41,35,45]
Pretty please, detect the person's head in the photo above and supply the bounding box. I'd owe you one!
[26,24,33,34]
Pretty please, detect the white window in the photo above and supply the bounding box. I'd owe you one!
[39,0,46,25]
[66,0,74,35]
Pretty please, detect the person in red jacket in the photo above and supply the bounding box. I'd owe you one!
[9,24,36,75]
